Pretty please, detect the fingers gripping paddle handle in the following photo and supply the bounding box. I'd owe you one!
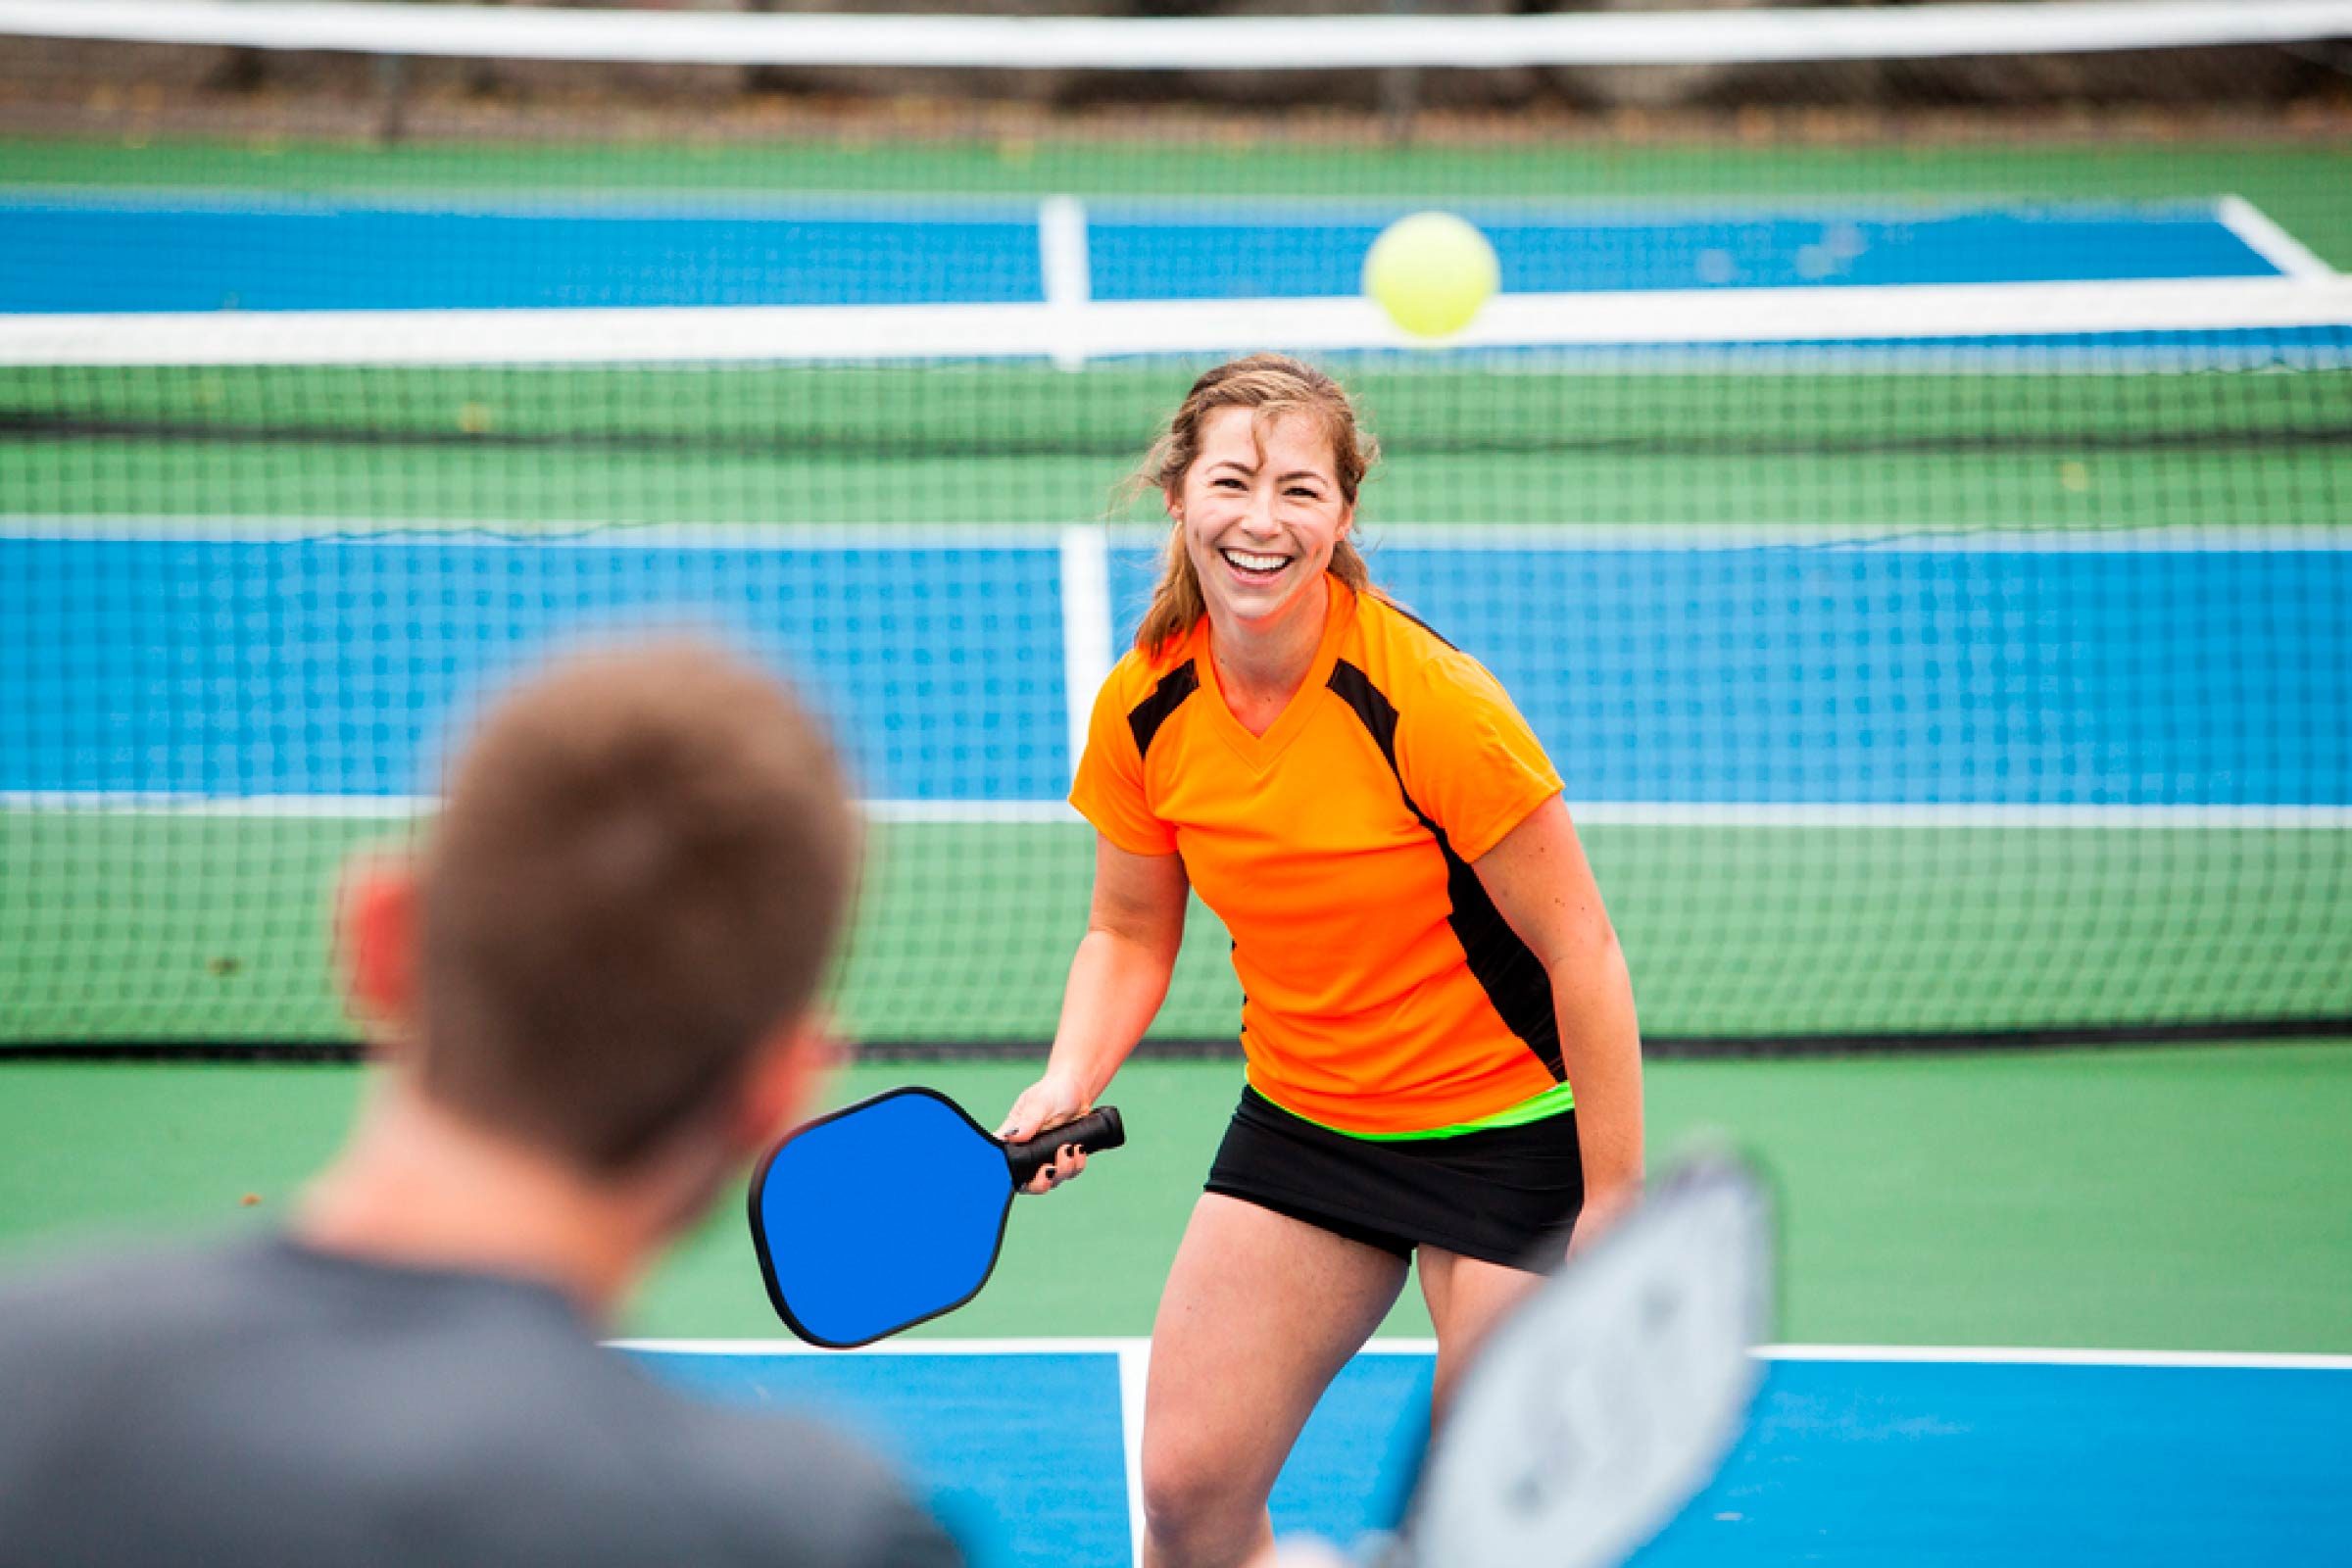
[1003,1106,1124,1186]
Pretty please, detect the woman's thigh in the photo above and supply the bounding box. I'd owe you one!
[1419,1246,1549,1412]
[1142,1193,1410,1503]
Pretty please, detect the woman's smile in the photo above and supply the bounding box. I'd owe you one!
[1216,543,1294,586]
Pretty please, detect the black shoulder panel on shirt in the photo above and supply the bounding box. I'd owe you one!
[1126,662,1200,760]
[1326,659,1564,1082]
[1326,659,1401,766]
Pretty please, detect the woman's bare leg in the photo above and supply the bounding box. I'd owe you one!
[1417,1246,1548,1414]
[1141,1195,1408,1568]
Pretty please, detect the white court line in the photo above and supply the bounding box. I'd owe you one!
[0,793,439,819]
[609,1336,1149,1355]
[0,182,1051,222]
[1763,1345,2352,1371]
[1359,522,2352,553]
[611,1336,2352,1371]
[1116,1343,1150,1568]
[1057,524,1114,791]
[869,800,1082,826]
[0,182,2246,227]
[10,516,2352,552]
[7,275,2348,367]
[7,794,2348,829]
[0,793,1084,823]
[1562,804,2352,830]
[1038,194,1093,373]
[2216,196,2339,280]
[1084,195,2237,226]
[0,516,1085,548]
[612,1333,2349,1568]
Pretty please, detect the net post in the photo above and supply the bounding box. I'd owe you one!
[372,51,407,145]
[1381,0,1423,147]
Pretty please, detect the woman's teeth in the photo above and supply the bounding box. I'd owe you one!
[1221,548,1290,575]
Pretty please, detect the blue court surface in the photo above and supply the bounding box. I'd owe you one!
[3,530,2346,808]
[0,194,2293,314]
[626,1342,2352,1568]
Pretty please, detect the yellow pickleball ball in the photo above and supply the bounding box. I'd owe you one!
[1363,212,1500,339]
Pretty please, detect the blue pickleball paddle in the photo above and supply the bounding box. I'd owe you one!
[749,1087,1125,1348]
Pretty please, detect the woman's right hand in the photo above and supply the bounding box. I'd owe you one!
[998,1072,1096,1196]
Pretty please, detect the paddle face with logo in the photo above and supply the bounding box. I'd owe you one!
[1366,1152,1775,1568]
[749,1087,1125,1348]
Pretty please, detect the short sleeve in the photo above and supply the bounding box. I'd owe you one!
[1068,669,1179,857]
[1394,651,1562,863]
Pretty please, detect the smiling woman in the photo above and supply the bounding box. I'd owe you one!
[1131,356,1382,736]
[994,353,1646,1568]
[1126,355,1382,679]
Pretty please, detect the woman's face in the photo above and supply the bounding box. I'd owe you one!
[1172,405,1353,638]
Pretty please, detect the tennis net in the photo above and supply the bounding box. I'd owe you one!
[3,1,2349,1054]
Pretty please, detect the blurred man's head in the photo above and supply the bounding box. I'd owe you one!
[342,641,857,1188]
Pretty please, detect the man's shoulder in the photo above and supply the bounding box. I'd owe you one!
[0,1232,595,1421]
[0,1238,962,1567]
[0,1234,254,1351]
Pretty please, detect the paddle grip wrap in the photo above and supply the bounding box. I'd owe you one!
[1004,1106,1125,1186]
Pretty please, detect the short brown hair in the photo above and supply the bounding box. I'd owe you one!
[416,641,857,1172]
[1129,353,1383,655]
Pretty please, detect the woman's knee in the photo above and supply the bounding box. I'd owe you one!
[1140,1424,1272,1544]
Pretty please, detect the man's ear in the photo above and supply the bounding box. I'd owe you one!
[731,1014,839,1157]
[338,856,418,1052]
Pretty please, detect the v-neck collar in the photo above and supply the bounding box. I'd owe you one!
[1195,577,1358,771]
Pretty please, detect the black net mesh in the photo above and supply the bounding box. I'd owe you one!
[3,4,2347,1052]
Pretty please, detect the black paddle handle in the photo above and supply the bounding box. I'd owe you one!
[1004,1106,1125,1186]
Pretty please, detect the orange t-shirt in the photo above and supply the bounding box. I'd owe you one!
[1069,578,1567,1135]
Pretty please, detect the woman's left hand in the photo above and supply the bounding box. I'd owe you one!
[1568,1180,1641,1258]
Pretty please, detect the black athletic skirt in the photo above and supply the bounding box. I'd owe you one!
[1204,1086,1584,1271]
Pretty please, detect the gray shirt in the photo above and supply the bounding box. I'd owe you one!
[0,1236,962,1568]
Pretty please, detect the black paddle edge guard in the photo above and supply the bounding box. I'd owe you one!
[11,1017,2352,1064]
[746,1084,1021,1348]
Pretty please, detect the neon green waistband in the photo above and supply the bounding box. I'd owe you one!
[1275,1078,1576,1142]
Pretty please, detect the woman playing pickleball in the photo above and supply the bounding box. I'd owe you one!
[1000,354,1643,1568]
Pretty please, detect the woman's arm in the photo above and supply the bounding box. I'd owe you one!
[998,833,1191,1187]
[1472,795,1644,1241]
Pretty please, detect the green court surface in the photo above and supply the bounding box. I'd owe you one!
[7,361,2346,529]
[3,1048,2347,1352]
[7,813,2347,1046]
